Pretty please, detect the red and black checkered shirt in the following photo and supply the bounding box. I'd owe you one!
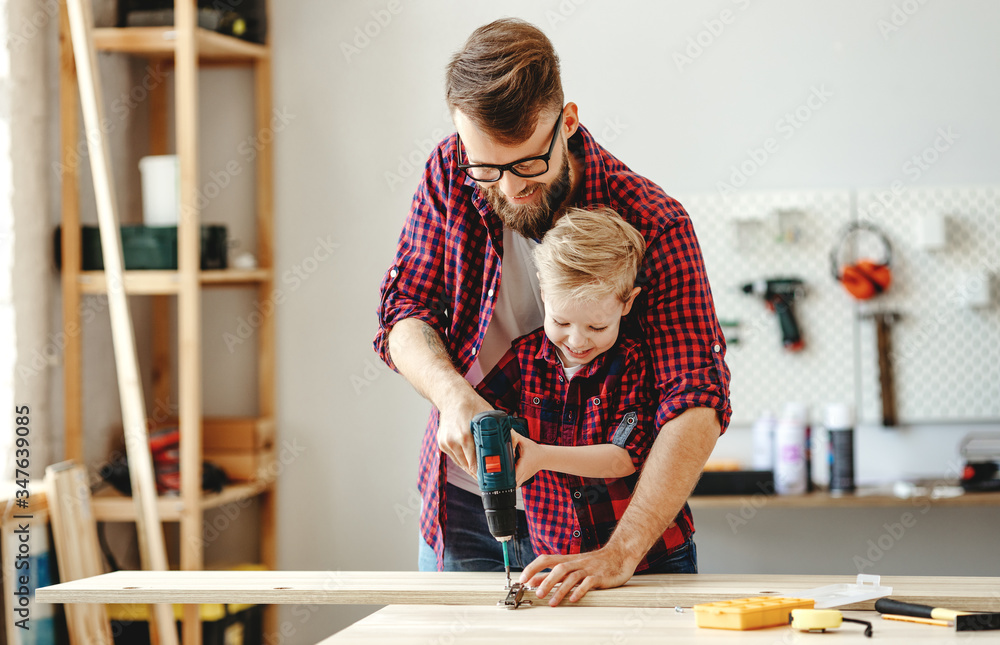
[476,328,687,571]
[374,124,731,571]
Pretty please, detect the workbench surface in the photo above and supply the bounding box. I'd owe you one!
[319,605,989,643]
[36,571,1000,612]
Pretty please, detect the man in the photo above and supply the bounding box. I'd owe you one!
[374,18,731,605]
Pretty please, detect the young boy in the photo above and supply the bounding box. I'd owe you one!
[477,207,685,573]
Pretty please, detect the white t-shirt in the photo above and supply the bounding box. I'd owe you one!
[448,229,545,503]
[561,362,584,380]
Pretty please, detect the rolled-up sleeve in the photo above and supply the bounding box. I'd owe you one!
[640,212,732,433]
[373,155,451,371]
[605,344,656,469]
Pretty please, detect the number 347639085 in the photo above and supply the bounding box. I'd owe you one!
[15,405,30,491]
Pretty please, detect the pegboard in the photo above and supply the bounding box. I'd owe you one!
[855,185,1000,423]
[680,185,1000,427]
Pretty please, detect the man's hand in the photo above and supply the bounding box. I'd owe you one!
[388,318,494,475]
[519,544,638,606]
[438,389,493,476]
[519,407,721,606]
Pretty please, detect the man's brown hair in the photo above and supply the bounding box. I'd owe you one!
[445,18,564,145]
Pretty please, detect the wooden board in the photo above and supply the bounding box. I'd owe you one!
[203,417,276,451]
[35,571,1000,612]
[319,606,970,644]
[63,1,178,643]
[44,463,113,645]
[202,449,276,481]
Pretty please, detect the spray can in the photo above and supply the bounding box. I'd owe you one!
[774,403,808,495]
[751,410,777,471]
[825,403,856,494]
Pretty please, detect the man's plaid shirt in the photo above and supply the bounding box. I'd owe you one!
[374,124,732,570]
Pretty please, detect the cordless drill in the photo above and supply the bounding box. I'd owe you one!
[471,410,528,588]
[741,277,806,351]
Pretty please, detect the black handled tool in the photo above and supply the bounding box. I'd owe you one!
[875,598,1000,631]
[740,277,806,351]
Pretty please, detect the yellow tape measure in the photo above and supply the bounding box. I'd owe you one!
[791,609,873,637]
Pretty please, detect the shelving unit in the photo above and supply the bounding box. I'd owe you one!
[58,2,276,643]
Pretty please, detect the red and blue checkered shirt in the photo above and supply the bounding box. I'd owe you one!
[374,124,731,571]
[476,328,686,571]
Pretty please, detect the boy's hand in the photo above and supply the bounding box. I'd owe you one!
[511,432,545,486]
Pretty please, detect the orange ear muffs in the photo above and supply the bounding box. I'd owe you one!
[840,260,892,300]
[831,223,893,301]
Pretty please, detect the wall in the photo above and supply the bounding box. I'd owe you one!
[271,2,1000,640]
[8,1,991,643]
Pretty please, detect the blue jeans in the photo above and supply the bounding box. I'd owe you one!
[418,484,537,572]
[641,537,698,574]
[419,484,699,574]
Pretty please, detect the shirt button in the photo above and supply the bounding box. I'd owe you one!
[470,347,477,355]
[532,397,540,404]
[389,269,398,278]
[573,530,581,538]
[713,343,721,353]
[487,288,494,297]
[592,397,600,406]
[558,375,564,382]
[573,491,582,499]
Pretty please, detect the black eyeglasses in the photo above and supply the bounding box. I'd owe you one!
[457,112,563,183]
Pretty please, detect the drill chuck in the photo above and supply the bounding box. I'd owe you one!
[481,490,517,541]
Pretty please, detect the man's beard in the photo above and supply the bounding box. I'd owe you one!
[483,145,573,240]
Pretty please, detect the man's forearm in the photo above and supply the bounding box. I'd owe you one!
[606,407,719,565]
[387,318,472,408]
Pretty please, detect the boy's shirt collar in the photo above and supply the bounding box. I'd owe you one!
[536,330,612,380]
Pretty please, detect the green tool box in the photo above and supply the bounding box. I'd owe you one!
[54,224,228,270]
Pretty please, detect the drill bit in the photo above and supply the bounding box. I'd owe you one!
[502,540,511,588]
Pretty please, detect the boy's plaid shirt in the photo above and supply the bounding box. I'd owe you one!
[477,328,692,570]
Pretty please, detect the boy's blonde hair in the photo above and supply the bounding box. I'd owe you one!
[534,207,646,306]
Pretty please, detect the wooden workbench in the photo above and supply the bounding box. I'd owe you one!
[36,571,1000,611]
[319,605,990,643]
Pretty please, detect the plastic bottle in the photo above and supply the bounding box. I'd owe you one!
[751,410,777,471]
[825,403,856,494]
[774,402,808,495]
[810,424,830,490]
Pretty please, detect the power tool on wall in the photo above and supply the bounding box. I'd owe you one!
[741,277,806,351]
[470,410,532,607]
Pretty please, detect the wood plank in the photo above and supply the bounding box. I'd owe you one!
[203,417,275,451]
[90,481,272,522]
[35,572,1000,612]
[44,463,113,645]
[175,8,203,645]
[77,268,272,294]
[148,61,172,416]
[59,0,83,463]
[319,606,964,644]
[92,26,267,60]
[688,489,1000,509]
[202,449,276,482]
[63,2,178,644]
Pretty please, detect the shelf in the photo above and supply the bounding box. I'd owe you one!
[687,488,1000,510]
[93,27,268,62]
[92,480,273,523]
[77,268,272,294]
